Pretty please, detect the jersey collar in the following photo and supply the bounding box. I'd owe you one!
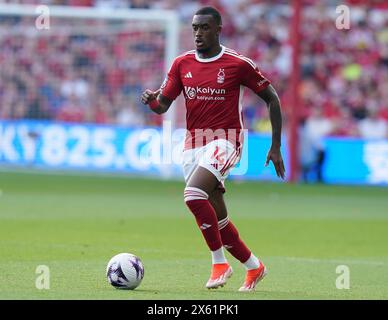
[195,45,225,63]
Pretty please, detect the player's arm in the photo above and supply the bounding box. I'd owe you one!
[141,58,182,115]
[141,89,173,115]
[257,84,286,179]
[239,59,285,179]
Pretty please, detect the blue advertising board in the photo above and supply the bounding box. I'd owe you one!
[323,137,388,185]
[0,120,387,185]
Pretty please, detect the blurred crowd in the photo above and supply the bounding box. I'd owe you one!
[0,13,166,127]
[0,0,388,143]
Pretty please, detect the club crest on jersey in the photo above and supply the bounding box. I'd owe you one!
[217,68,225,84]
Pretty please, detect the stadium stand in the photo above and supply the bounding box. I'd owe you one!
[0,0,387,140]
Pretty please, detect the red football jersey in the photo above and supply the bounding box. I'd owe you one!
[160,45,271,150]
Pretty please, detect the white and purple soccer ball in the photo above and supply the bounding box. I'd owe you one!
[106,253,144,290]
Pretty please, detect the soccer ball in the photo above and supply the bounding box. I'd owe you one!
[106,253,144,290]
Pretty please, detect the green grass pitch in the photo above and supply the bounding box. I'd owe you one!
[0,171,387,300]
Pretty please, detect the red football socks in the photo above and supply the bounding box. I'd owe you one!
[185,199,223,251]
[219,218,251,263]
[184,187,223,251]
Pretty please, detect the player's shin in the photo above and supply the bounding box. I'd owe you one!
[184,186,227,263]
[218,217,260,269]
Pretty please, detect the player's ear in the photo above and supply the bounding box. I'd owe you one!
[216,25,222,36]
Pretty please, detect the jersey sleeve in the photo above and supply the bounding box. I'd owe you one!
[159,58,183,101]
[239,59,271,94]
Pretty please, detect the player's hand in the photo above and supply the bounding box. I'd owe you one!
[265,146,286,180]
[141,89,161,105]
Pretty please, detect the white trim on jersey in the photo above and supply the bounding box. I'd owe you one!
[168,50,195,73]
[224,49,257,70]
[175,50,195,60]
[238,85,245,147]
[224,47,256,66]
[195,45,226,63]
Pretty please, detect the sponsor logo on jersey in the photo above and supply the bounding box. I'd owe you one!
[184,86,197,99]
[184,86,226,100]
[217,68,225,84]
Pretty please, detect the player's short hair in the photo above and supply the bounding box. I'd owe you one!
[195,7,222,26]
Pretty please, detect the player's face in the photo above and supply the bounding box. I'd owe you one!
[192,15,221,53]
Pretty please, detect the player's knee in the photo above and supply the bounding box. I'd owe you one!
[184,186,208,203]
